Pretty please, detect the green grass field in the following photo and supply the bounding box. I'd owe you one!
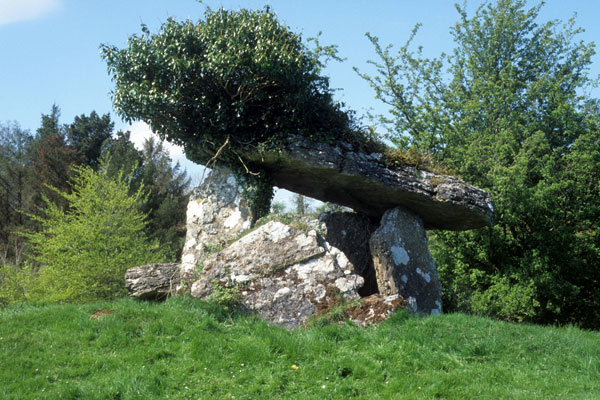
[1,296,598,399]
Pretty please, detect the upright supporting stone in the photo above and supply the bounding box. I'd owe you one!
[180,167,252,283]
[369,207,442,315]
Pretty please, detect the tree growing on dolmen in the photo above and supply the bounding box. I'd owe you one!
[101,7,358,222]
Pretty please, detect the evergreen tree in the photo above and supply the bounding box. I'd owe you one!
[101,130,144,181]
[30,105,77,210]
[65,111,114,168]
[138,137,190,260]
[0,122,34,255]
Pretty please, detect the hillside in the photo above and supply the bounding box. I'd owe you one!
[1,297,598,399]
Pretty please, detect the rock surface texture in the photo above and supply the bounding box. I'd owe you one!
[189,135,494,230]
[125,263,180,300]
[370,207,442,315]
[191,220,365,329]
[180,167,252,283]
[319,211,378,296]
[160,146,495,326]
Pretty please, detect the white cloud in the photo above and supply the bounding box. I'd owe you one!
[0,0,61,26]
[128,121,184,157]
[127,122,307,202]
[127,121,205,185]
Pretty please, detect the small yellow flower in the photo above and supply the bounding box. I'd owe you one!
[291,364,299,370]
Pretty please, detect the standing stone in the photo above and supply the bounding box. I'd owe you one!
[180,167,252,283]
[369,207,442,315]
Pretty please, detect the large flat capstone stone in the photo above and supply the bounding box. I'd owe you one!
[187,135,494,230]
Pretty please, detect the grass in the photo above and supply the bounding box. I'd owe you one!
[1,296,599,399]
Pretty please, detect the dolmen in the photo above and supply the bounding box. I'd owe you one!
[126,136,493,329]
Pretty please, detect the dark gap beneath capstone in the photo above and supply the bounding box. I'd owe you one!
[319,211,380,297]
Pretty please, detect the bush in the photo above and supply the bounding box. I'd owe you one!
[24,157,164,302]
[362,0,600,328]
[0,263,37,306]
[101,6,353,167]
[470,276,540,323]
[101,7,358,222]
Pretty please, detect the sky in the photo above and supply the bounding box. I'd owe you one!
[1,0,599,196]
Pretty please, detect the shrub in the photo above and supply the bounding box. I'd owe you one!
[0,263,37,306]
[101,7,356,221]
[24,157,164,302]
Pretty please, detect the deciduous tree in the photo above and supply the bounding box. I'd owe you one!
[25,157,164,302]
[360,0,600,327]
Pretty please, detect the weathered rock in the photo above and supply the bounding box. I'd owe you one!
[191,220,364,329]
[187,135,494,230]
[125,263,180,300]
[369,207,442,315]
[345,294,404,326]
[180,167,252,282]
[319,211,378,296]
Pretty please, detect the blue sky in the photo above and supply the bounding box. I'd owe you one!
[1,0,599,190]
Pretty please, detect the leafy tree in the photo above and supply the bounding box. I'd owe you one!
[25,156,164,302]
[101,7,356,222]
[360,0,600,327]
[270,201,286,214]
[293,193,312,215]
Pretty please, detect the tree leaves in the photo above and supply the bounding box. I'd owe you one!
[24,157,165,302]
[363,0,600,327]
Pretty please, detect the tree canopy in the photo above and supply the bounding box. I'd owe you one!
[101,7,359,222]
[360,0,600,327]
[101,7,354,167]
[25,157,164,302]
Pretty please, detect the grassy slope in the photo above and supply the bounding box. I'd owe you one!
[1,297,598,400]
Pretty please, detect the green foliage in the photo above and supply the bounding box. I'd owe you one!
[381,146,456,176]
[0,122,34,250]
[2,298,600,399]
[470,275,540,322]
[102,7,352,153]
[239,170,274,225]
[314,201,346,214]
[363,0,600,327]
[1,110,190,284]
[207,280,243,309]
[136,137,191,259]
[0,263,37,306]
[65,111,114,169]
[101,6,356,219]
[30,105,78,211]
[270,200,286,214]
[23,157,164,302]
[293,193,312,215]
[100,130,143,179]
